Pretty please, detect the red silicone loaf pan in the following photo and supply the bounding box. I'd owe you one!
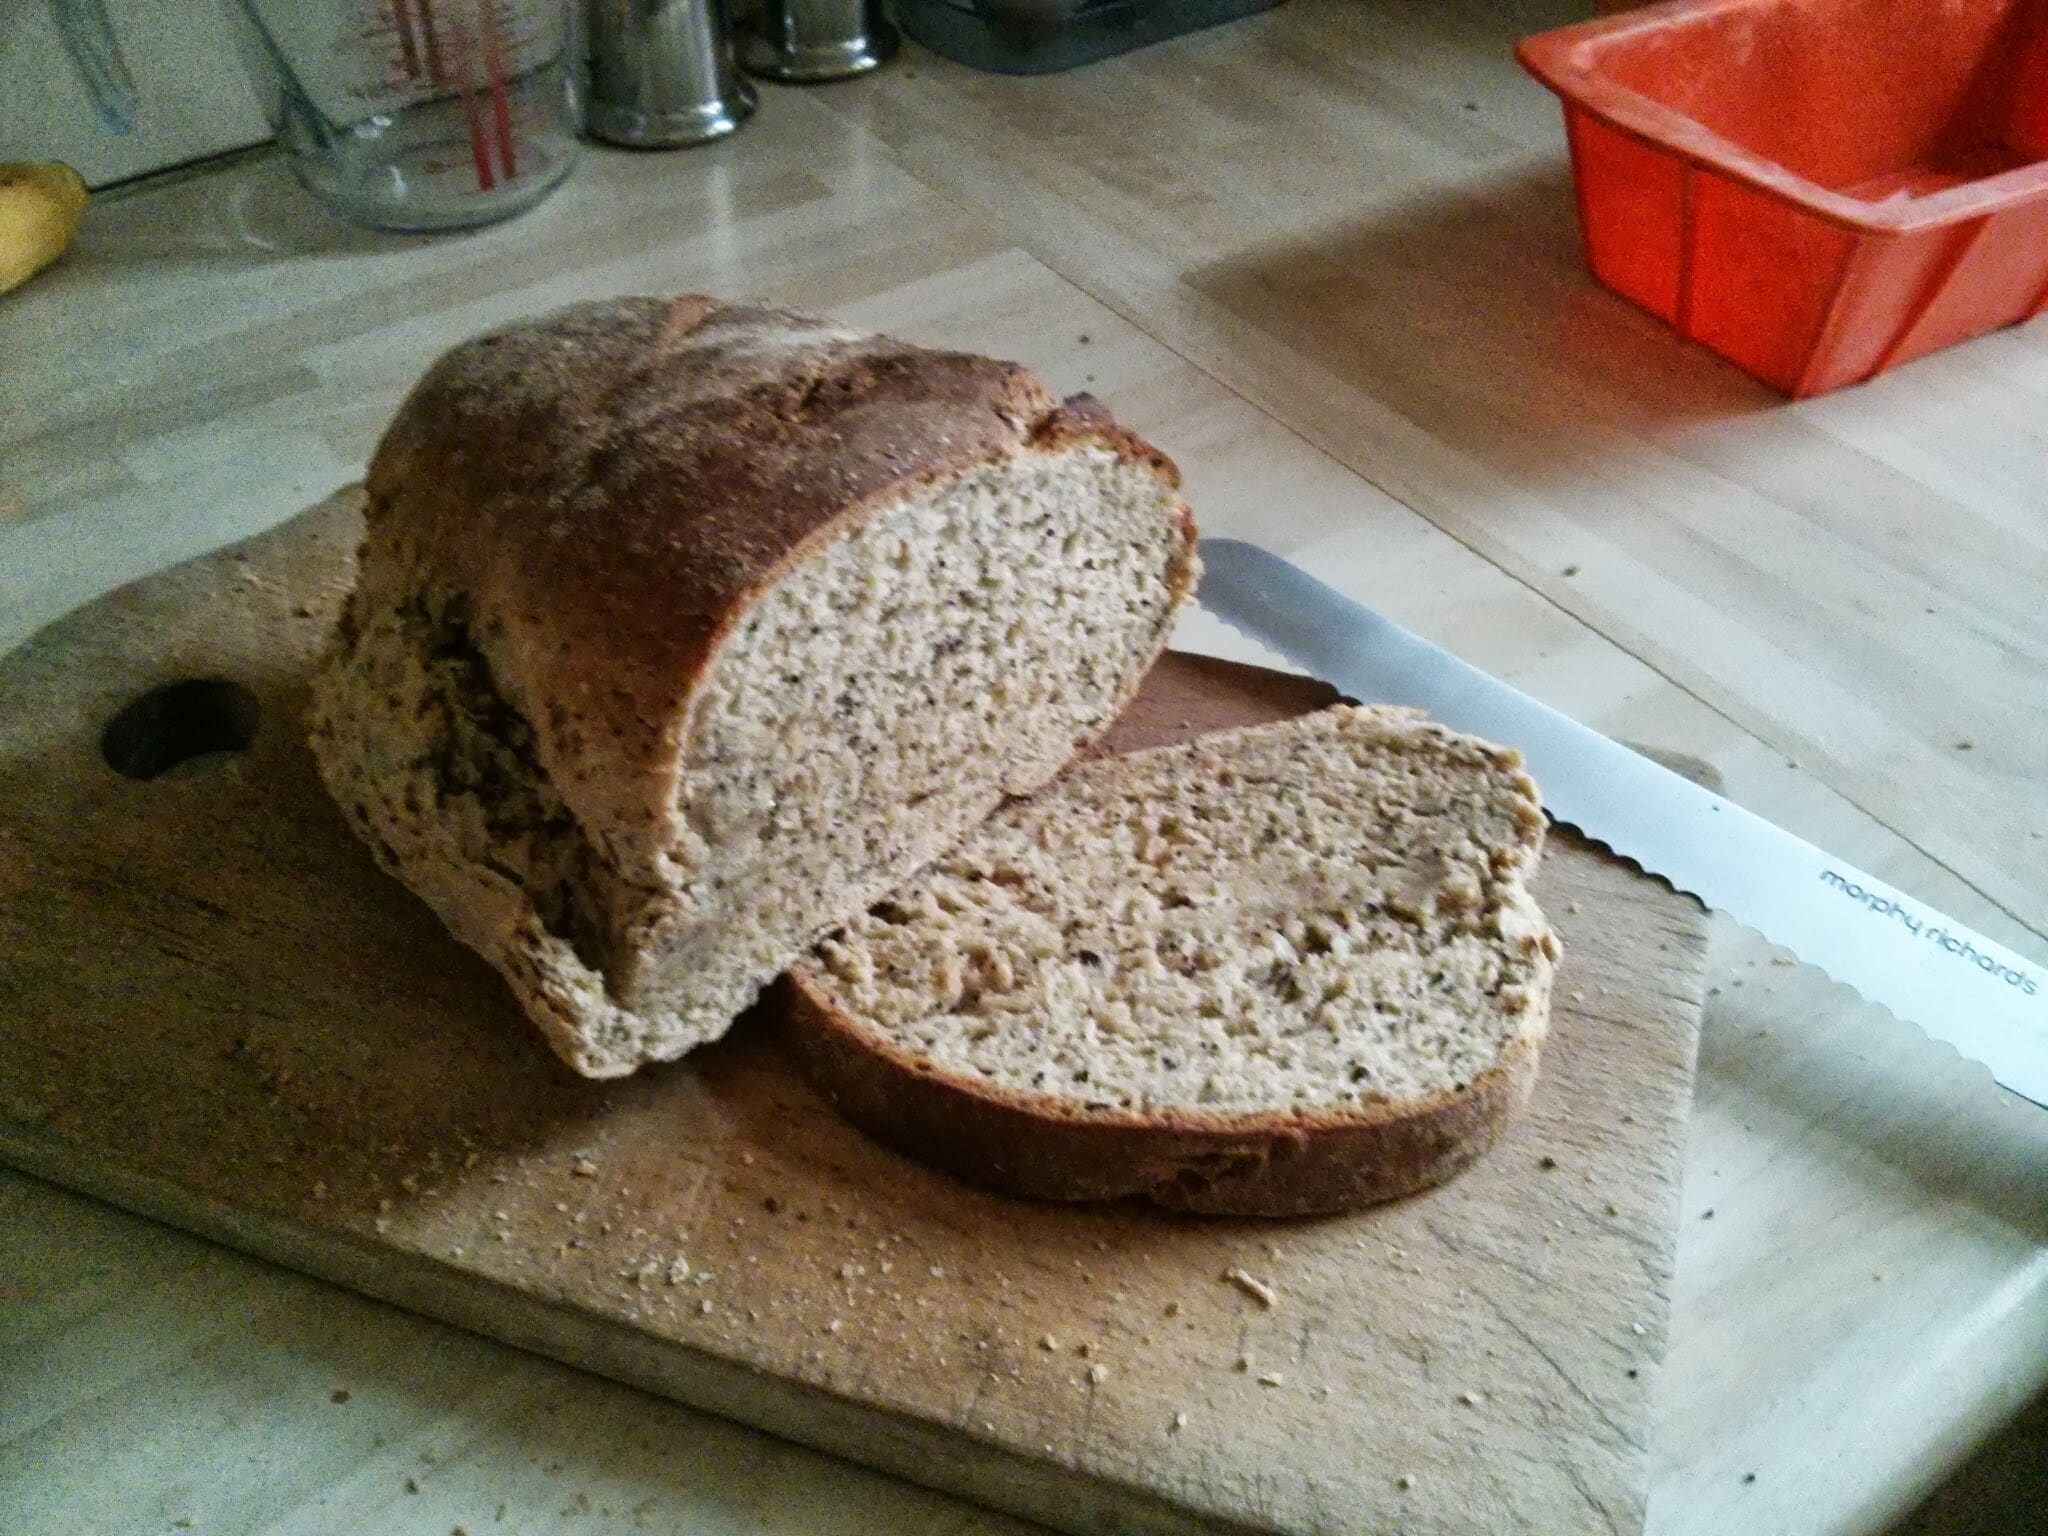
[1518,0,2048,396]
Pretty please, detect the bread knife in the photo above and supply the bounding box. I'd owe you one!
[1197,538,2048,1108]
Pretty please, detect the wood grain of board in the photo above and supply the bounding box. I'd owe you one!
[0,492,1709,1536]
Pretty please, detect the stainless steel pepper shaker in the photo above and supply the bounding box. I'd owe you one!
[739,0,898,82]
[585,0,758,147]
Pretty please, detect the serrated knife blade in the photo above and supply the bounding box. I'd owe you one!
[1198,537,2048,1108]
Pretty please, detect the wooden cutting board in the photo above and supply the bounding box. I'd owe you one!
[0,491,1709,1536]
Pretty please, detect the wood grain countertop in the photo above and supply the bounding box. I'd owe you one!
[2,3,2043,1533]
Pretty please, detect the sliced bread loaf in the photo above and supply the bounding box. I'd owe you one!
[308,296,1196,1078]
[780,705,1560,1215]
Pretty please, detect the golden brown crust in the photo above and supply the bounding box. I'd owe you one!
[1029,393,1180,485]
[362,296,1178,861]
[776,972,1542,1216]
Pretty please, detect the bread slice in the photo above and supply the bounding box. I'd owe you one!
[780,705,1560,1215]
[307,296,1196,1078]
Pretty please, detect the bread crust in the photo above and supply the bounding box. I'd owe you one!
[313,296,1197,1076]
[777,971,1543,1216]
[360,296,1188,866]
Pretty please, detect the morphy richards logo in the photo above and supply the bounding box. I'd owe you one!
[1821,871,2039,995]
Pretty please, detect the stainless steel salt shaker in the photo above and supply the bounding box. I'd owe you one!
[739,0,898,82]
[585,0,757,147]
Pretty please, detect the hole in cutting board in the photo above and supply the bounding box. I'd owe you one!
[100,679,261,780]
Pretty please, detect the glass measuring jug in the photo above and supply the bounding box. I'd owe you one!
[242,0,580,231]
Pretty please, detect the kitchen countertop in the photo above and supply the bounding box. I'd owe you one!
[3,3,2044,1534]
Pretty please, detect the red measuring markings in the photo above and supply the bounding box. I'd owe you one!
[389,0,424,76]
[378,0,519,191]
[479,0,517,181]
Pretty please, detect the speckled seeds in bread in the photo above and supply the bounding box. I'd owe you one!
[307,296,1198,1077]
[781,706,1561,1215]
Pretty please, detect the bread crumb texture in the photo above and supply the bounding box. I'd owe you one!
[1223,1267,1279,1308]
[805,706,1556,1113]
[307,297,1195,1076]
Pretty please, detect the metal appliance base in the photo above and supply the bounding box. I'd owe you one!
[584,81,759,148]
[739,20,899,82]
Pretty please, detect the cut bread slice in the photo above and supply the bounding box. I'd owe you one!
[779,705,1560,1216]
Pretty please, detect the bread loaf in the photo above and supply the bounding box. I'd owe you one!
[781,706,1559,1215]
[308,296,1197,1077]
